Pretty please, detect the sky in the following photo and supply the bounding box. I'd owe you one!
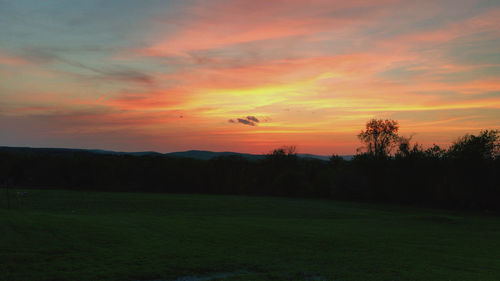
[0,0,499,155]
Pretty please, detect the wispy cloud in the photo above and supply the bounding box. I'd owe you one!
[1,0,499,154]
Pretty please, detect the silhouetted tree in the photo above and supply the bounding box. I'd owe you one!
[357,119,400,158]
[395,135,425,159]
[329,154,345,166]
[425,144,446,159]
[447,130,500,160]
[267,145,297,159]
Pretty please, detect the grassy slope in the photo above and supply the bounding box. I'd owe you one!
[1,189,500,281]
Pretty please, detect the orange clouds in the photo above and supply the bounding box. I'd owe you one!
[2,1,499,154]
[139,0,396,56]
[0,53,30,66]
[106,90,188,111]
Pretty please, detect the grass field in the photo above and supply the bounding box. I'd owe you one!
[1,189,500,281]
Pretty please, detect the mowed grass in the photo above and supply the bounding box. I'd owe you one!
[1,189,500,281]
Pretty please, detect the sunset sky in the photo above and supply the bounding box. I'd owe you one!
[1,0,499,155]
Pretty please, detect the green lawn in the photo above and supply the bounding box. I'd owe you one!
[1,189,500,281]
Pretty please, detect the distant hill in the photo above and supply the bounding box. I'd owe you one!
[0,146,352,161]
[164,150,354,161]
[165,150,264,161]
[0,146,163,157]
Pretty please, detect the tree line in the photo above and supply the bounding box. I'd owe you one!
[1,119,499,211]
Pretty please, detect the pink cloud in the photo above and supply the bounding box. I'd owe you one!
[0,51,31,66]
[137,0,397,56]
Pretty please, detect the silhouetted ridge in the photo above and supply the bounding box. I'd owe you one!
[0,146,344,161]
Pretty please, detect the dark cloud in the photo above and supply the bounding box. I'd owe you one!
[246,116,259,123]
[17,47,154,84]
[237,118,255,126]
[21,47,60,63]
[97,68,154,84]
[228,116,260,126]
[62,58,154,84]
